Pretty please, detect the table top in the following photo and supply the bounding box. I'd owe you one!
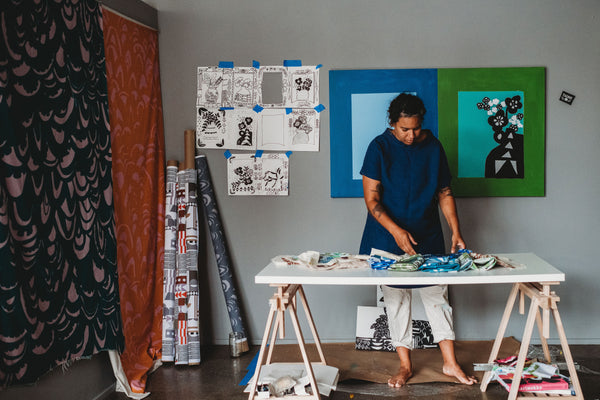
[255,253,565,286]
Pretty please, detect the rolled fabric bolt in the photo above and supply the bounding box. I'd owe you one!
[195,154,249,354]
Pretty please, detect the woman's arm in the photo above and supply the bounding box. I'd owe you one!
[437,186,466,253]
[363,175,418,255]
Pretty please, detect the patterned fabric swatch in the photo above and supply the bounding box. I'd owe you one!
[0,1,124,387]
[102,8,165,393]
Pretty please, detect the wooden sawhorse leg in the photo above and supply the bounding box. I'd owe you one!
[480,282,584,399]
[248,284,326,400]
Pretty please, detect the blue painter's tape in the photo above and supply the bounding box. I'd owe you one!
[283,59,302,67]
[285,151,292,158]
[285,108,293,115]
[238,350,261,386]
[253,104,264,113]
[316,64,323,69]
[254,150,263,158]
[224,150,232,159]
[218,61,234,68]
[220,107,235,110]
[314,104,326,113]
[252,60,260,69]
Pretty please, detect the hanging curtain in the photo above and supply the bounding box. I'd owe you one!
[101,7,165,395]
[0,0,124,387]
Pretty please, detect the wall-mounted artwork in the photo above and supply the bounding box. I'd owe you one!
[226,153,289,196]
[256,108,320,151]
[329,67,545,197]
[196,62,324,152]
[438,67,545,197]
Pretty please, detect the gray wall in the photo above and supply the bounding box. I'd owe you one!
[155,0,600,345]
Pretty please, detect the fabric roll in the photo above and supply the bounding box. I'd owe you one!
[175,170,190,365]
[195,155,248,347]
[162,163,178,362]
[184,168,201,365]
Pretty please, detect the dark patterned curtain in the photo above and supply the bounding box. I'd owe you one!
[0,0,124,387]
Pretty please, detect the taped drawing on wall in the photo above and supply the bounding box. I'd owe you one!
[288,66,320,108]
[227,153,289,196]
[225,108,258,150]
[196,62,324,151]
[196,107,225,148]
[256,108,320,151]
[197,66,259,108]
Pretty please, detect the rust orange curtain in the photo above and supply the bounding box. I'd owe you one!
[102,8,165,394]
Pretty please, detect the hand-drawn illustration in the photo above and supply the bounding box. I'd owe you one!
[256,109,320,151]
[257,109,287,149]
[196,63,323,151]
[256,153,289,196]
[227,155,258,195]
[196,107,225,147]
[227,153,289,196]
[258,65,289,108]
[197,67,228,107]
[288,108,319,150]
[224,108,258,150]
[232,67,258,107]
[288,66,320,108]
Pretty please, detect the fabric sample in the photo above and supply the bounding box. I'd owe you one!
[102,8,165,393]
[0,1,124,387]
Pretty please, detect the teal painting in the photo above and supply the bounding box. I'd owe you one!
[458,91,524,178]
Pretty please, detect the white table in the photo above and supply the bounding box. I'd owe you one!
[250,253,583,400]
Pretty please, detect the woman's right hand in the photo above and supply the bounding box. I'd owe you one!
[391,227,418,255]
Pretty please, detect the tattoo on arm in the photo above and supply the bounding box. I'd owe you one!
[369,182,383,194]
[438,186,453,197]
[371,203,385,219]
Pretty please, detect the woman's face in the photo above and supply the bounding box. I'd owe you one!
[390,116,424,146]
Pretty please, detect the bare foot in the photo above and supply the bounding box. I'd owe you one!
[388,365,413,387]
[442,363,477,385]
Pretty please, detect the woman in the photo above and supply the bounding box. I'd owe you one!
[359,93,476,387]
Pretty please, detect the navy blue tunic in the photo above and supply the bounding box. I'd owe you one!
[359,129,452,256]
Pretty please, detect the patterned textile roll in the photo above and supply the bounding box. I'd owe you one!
[162,162,178,362]
[184,168,201,365]
[175,170,189,365]
[195,155,249,353]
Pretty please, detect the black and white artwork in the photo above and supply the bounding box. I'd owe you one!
[227,153,289,196]
[288,108,320,150]
[288,66,320,108]
[232,67,258,107]
[256,108,320,151]
[196,107,226,147]
[355,306,436,352]
[196,63,323,151]
[225,108,258,150]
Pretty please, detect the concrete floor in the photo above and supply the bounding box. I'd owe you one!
[105,344,600,400]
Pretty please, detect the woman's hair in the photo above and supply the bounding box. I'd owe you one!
[388,93,426,125]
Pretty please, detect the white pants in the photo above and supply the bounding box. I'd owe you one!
[382,284,455,350]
